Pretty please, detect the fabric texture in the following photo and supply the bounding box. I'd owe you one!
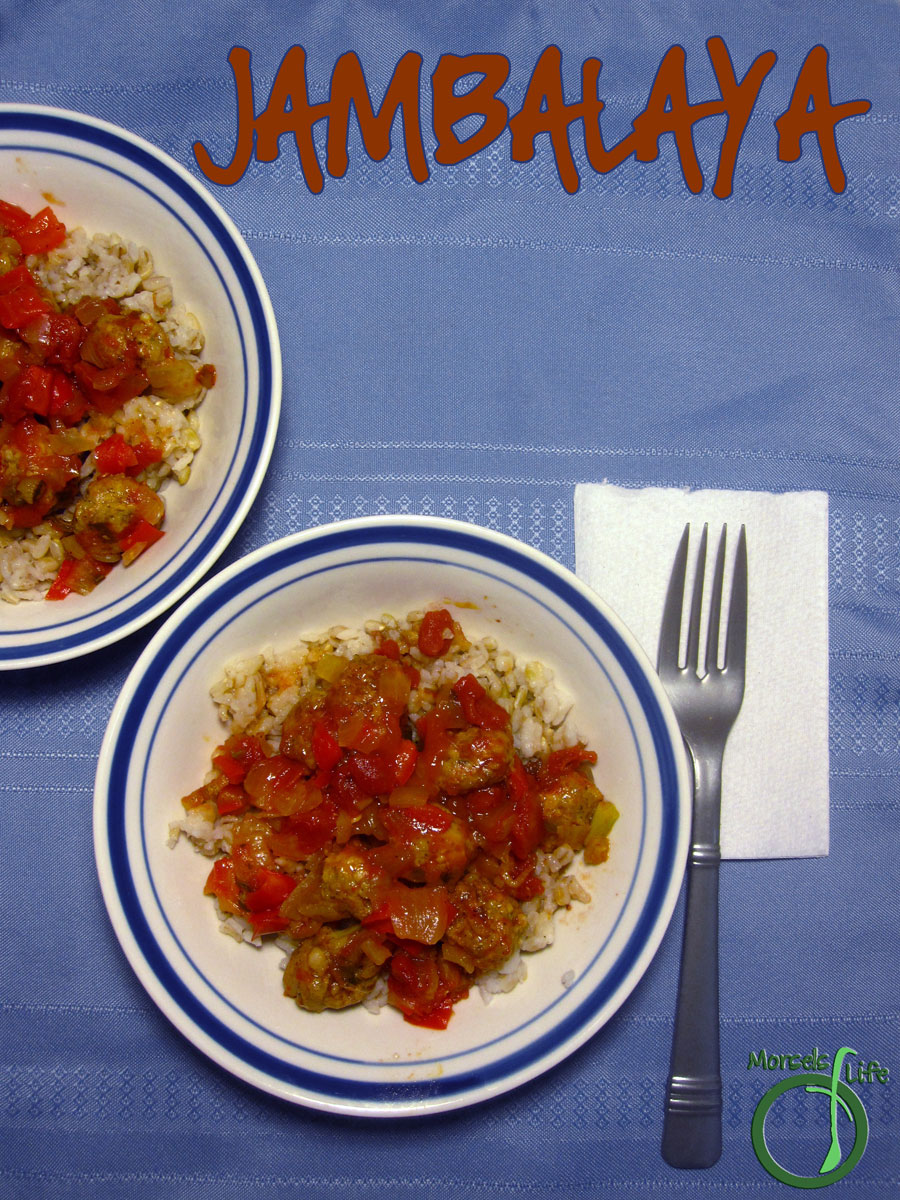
[1,3,898,1197]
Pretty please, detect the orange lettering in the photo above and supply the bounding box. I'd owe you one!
[581,58,637,175]
[707,38,777,198]
[191,41,872,200]
[432,54,510,166]
[775,45,871,193]
[327,51,428,183]
[632,45,724,193]
[254,46,331,194]
[193,47,256,186]
[509,45,603,194]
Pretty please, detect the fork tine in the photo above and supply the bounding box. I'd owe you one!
[724,524,748,675]
[705,526,728,674]
[685,524,708,674]
[657,524,691,671]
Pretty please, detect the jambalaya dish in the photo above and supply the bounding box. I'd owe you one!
[0,197,215,602]
[170,607,619,1030]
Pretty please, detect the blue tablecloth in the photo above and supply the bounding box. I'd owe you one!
[1,3,898,1196]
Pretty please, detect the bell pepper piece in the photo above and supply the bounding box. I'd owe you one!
[45,558,79,601]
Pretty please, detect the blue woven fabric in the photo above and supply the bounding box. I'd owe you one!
[1,2,898,1195]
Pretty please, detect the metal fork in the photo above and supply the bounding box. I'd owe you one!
[657,523,748,1169]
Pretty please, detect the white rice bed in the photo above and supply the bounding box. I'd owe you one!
[209,612,579,761]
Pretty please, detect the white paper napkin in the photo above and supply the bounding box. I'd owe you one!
[574,484,830,860]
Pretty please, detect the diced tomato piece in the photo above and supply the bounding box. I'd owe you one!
[537,743,598,785]
[405,1000,455,1030]
[417,608,455,657]
[118,517,164,554]
[514,872,544,901]
[412,689,470,770]
[507,758,544,858]
[268,798,339,858]
[403,662,421,687]
[42,312,85,367]
[0,201,64,252]
[212,752,248,785]
[347,738,418,796]
[2,364,54,418]
[0,199,32,236]
[375,636,400,659]
[465,785,515,846]
[215,784,249,815]
[388,946,438,1002]
[466,757,544,858]
[360,900,394,935]
[131,438,163,471]
[93,432,139,476]
[0,266,50,330]
[385,803,454,839]
[311,719,342,771]
[0,264,33,293]
[91,431,163,476]
[47,373,89,427]
[14,206,67,255]
[392,740,419,786]
[72,360,148,413]
[203,856,243,915]
[328,756,372,813]
[386,946,465,1029]
[212,734,268,784]
[6,500,52,528]
[452,672,509,730]
[0,286,50,331]
[243,868,298,912]
[246,910,291,936]
[346,750,396,796]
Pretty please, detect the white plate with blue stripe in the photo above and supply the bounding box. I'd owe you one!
[93,517,690,1117]
[0,105,280,668]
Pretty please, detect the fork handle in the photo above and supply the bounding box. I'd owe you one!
[662,758,722,1169]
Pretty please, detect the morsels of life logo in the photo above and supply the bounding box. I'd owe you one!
[749,1046,888,1188]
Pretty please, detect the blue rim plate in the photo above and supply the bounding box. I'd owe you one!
[0,104,281,668]
[93,516,691,1117]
